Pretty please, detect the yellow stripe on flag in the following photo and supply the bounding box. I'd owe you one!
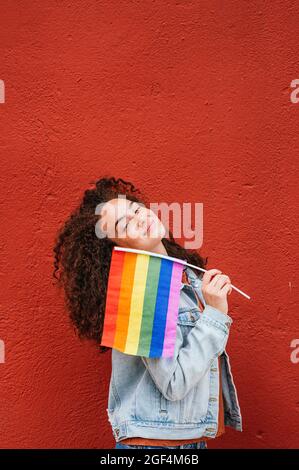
[113,252,136,351]
[125,254,149,355]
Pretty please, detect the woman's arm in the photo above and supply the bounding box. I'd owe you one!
[141,305,232,401]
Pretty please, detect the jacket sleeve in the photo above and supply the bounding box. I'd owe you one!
[141,305,233,401]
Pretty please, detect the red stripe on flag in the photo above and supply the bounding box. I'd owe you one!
[100,249,126,347]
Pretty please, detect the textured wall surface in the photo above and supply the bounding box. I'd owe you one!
[0,0,298,449]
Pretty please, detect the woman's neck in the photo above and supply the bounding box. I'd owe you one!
[149,240,168,256]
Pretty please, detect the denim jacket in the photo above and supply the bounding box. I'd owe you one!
[106,265,243,442]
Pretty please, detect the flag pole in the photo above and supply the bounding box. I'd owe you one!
[183,260,251,300]
[113,246,251,300]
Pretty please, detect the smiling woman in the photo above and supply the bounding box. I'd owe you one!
[53,176,208,351]
[52,175,240,450]
[97,196,168,254]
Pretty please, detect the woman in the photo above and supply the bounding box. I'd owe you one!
[53,176,242,450]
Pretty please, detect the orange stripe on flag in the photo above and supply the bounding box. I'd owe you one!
[113,252,137,351]
[100,249,126,346]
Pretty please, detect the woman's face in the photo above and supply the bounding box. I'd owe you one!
[99,197,166,250]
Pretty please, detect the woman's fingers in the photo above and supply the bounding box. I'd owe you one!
[209,273,231,290]
[201,270,232,315]
[201,269,222,287]
[221,283,232,296]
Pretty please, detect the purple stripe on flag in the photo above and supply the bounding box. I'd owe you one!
[162,262,184,356]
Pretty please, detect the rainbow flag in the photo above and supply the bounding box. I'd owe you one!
[100,247,185,358]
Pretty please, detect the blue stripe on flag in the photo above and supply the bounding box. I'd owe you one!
[149,258,173,357]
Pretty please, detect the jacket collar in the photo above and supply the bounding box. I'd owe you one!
[181,265,202,290]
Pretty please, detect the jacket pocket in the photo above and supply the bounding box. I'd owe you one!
[174,314,212,423]
[181,369,210,423]
[154,366,211,424]
[160,394,168,415]
[135,373,161,420]
[155,388,180,422]
[107,367,121,414]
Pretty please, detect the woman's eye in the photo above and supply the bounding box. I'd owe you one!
[124,207,140,230]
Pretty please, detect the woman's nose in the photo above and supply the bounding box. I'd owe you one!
[137,213,146,228]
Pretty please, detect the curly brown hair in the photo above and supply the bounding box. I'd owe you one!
[53,176,208,353]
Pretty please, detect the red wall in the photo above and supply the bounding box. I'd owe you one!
[0,0,298,449]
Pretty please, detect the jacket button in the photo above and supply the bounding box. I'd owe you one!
[209,397,218,402]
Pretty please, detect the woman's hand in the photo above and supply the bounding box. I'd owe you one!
[201,269,232,315]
